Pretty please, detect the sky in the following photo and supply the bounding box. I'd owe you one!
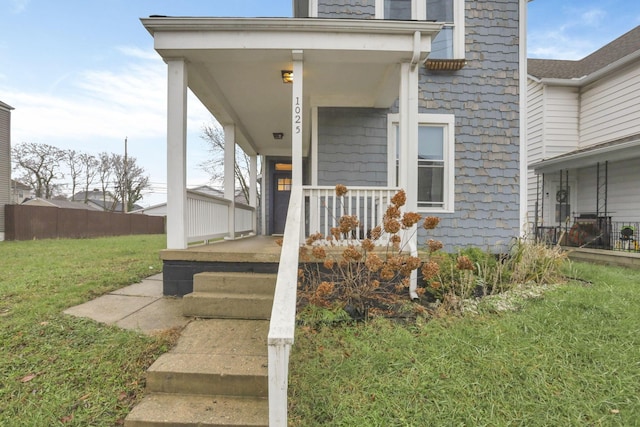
[2,0,640,207]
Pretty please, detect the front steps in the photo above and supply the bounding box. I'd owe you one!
[125,272,276,427]
[183,272,277,319]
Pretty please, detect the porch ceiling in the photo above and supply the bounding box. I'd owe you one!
[142,17,442,157]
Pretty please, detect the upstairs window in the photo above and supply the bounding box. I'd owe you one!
[376,0,464,59]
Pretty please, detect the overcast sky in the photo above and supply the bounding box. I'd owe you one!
[1,0,639,206]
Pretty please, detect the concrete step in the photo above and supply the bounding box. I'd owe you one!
[125,393,268,427]
[146,353,267,397]
[183,292,273,319]
[193,271,277,295]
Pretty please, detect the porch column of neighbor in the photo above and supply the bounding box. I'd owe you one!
[166,58,188,249]
[291,50,303,187]
[224,124,236,239]
[250,154,258,234]
[398,61,420,299]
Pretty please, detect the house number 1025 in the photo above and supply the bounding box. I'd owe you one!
[294,97,301,134]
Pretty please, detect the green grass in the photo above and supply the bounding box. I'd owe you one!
[0,235,174,426]
[289,262,640,426]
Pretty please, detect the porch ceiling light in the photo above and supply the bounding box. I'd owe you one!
[281,70,293,83]
[273,132,284,140]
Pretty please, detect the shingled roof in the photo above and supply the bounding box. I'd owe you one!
[528,25,640,79]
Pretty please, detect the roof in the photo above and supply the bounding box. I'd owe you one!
[11,180,31,191]
[22,198,102,210]
[528,25,640,79]
[529,132,640,173]
[0,100,14,111]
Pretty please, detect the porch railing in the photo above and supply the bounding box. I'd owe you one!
[535,220,640,253]
[268,185,303,426]
[186,190,255,243]
[303,186,400,242]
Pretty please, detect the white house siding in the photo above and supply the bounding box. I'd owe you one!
[526,79,544,227]
[0,105,11,237]
[543,85,579,158]
[576,159,640,223]
[580,63,640,148]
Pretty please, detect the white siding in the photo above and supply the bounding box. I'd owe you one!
[580,63,640,147]
[527,78,544,226]
[0,108,10,235]
[543,86,579,158]
[576,158,640,223]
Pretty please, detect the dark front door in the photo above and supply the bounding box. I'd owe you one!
[272,172,292,234]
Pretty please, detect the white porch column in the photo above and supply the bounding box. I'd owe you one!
[224,124,236,239]
[399,61,420,299]
[166,58,188,249]
[250,154,258,233]
[291,50,304,187]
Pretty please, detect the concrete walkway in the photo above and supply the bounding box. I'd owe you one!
[64,273,191,334]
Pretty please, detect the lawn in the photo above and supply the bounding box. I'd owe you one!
[289,262,640,426]
[0,235,174,426]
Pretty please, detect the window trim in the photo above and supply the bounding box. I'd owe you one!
[374,0,464,59]
[387,113,455,213]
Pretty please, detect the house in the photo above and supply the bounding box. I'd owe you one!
[0,100,14,241]
[527,25,640,250]
[72,189,143,212]
[10,179,34,204]
[139,2,528,424]
[142,0,527,253]
[22,197,103,210]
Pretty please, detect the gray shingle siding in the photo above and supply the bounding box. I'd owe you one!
[317,0,376,18]
[416,0,521,251]
[317,107,388,186]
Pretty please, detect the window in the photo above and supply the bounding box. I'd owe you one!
[277,178,292,192]
[388,113,455,212]
[375,0,464,59]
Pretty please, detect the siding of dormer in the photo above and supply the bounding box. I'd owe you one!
[317,0,376,18]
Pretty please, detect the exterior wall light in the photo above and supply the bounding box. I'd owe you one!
[281,70,293,83]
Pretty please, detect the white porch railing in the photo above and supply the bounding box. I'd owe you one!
[186,190,255,243]
[268,185,303,426]
[303,186,400,241]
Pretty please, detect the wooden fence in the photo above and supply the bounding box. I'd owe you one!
[4,205,165,240]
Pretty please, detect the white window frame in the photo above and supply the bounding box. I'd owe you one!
[388,113,455,213]
[374,0,465,59]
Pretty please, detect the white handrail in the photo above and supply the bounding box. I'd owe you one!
[268,185,303,426]
[186,190,256,242]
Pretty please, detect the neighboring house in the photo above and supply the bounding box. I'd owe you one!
[527,25,640,249]
[142,0,528,251]
[0,100,14,241]
[72,189,142,212]
[22,197,102,210]
[10,179,34,204]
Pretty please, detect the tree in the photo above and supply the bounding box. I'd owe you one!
[111,153,150,212]
[78,152,100,202]
[65,150,81,200]
[12,142,66,198]
[199,123,258,204]
[98,152,115,210]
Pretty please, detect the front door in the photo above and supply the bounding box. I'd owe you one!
[272,171,292,234]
